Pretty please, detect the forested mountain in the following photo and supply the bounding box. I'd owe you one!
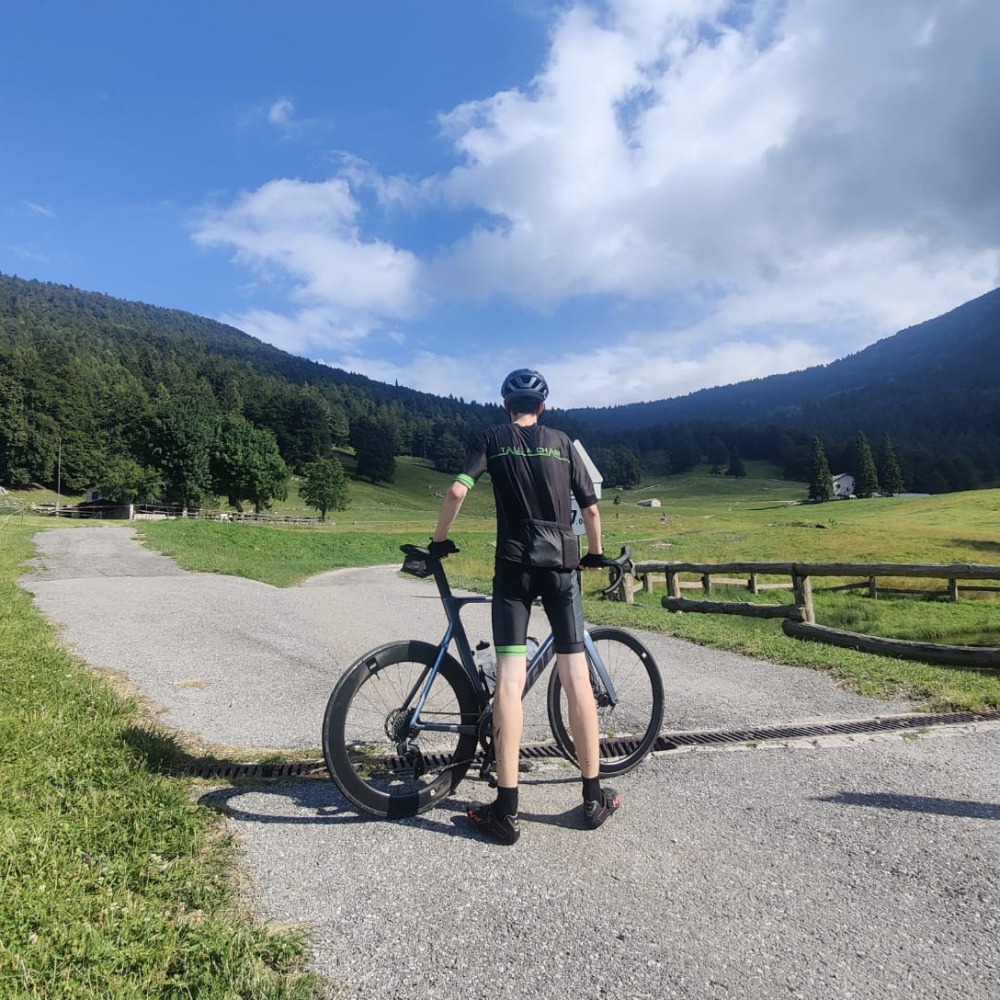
[0,273,503,505]
[2,271,998,503]
[565,287,1000,493]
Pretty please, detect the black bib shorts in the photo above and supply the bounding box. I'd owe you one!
[492,560,586,656]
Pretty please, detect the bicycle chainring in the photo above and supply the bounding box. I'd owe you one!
[476,706,494,752]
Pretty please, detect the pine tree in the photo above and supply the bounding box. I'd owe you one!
[725,448,747,478]
[854,431,880,499]
[877,432,904,496]
[808,436,833,502]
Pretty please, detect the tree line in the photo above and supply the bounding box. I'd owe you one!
[808,431,905,501]
[0,273,991,508]
[0,275,505,510]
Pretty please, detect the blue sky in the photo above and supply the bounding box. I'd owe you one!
[3,1,999,409]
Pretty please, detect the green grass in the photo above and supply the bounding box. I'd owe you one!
[0,524,323,999]
[137,519,408,588]
[20,461,1000,711]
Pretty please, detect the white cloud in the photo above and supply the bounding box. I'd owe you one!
[25,201,55,218]
[242,96,331,138]
[192,177,424,352]
[317,349,492,402]
[267,98,296,127]
[197,0,1000,405]
[323,330,833,411]
[429,0,1000,316]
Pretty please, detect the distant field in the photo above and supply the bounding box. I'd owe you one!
[7,459,999,570]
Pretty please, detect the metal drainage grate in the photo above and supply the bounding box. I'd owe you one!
[653,709,1000,751]
[178,710,1000,779]
[182,759,327,780]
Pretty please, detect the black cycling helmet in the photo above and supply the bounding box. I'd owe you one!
[501,368,549,404]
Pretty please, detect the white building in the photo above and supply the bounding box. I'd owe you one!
[832,473,855,498]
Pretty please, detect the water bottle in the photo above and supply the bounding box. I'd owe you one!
[525,636,539,664]
[474,640,496,694]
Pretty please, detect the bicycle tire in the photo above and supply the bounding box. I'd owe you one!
[322,640,481,818]
[545,626,664,776]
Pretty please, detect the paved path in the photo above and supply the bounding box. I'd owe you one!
[22,526,1000,1000]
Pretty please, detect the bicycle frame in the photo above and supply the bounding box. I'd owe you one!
[406,551,620,740]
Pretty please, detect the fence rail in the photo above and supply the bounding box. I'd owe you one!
[604,558,1000,666]
[615,560,1000,624]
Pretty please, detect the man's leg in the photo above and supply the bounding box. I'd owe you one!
[466,654,525,844]
[493,654,527,788]
[555,651,599,778]
[467,564,529,844]
[556,649,622,829]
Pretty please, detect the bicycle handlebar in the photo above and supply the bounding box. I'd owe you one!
[401,542,635,597]
[600,545,634,597]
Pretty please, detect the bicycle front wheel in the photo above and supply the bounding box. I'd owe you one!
[546,626,664,776]
[322,640,481,818]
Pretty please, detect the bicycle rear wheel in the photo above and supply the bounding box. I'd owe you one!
[546,626,664,776]
[322,640,480,818]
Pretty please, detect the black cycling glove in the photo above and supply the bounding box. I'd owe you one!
[428,538,459,559]
[579,552,610,570]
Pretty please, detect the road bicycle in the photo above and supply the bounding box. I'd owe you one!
[322,544,664,818]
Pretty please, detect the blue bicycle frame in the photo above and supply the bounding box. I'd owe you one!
[403,546,620,739]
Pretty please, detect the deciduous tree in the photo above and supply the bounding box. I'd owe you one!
[211,414,288,513]
[300,456,350,520]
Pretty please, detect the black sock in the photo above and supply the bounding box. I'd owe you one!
[496,785,518,818]
[582,776,601,803]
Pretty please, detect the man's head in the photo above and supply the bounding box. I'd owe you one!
[501,368,549,418]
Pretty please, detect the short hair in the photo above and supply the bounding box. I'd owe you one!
[505,395,543,417]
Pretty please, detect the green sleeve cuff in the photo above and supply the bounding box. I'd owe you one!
[456,474,475,490]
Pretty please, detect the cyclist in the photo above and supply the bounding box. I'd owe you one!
[430,368,620,845]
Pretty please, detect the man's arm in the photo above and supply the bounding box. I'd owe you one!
[432,480,470,543]
[581,502,603,556]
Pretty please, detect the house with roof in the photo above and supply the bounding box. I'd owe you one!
[832,473,855,499]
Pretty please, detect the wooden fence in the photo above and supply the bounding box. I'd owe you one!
[606,559,1000,666]
[614,560,1000,625]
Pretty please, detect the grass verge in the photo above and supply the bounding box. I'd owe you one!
[0,523,323,999]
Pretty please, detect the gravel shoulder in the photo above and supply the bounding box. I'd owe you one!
[21,526,1000,1000]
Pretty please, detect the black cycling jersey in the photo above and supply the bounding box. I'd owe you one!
[457,422,598,570]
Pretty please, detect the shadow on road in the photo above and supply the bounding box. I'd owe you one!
[196,782,489,840]
[815,791,1000,820]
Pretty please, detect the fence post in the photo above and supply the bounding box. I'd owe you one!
[668,571,680,599]
[948,578,959,602]
[868,576,877,599]
[642,573,653,593]
[748,573,759,594]
[621,571,635,604]
[792,572,816,623]
[701,573,712,595]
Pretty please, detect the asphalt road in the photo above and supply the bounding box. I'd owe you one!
[21,526,1000,1000]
